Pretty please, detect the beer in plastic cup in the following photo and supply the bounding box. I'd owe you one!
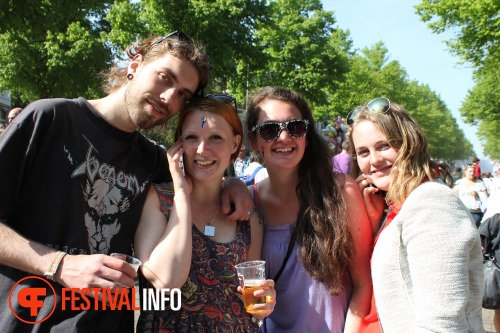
[235,260,266,315]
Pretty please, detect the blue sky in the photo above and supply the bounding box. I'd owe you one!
[322,0,484,160]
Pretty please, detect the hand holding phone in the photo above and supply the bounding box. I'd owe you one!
[178,155,185,176]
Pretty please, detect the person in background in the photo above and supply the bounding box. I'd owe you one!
[451,167,462,185]
[482,172,493,195]
[234,144,250,177]
[0,31,252,332]
[347,97,484,332]
[243,151,269,184]
[7,107,22,124]
[246,86,372,332]
[333,140,351,174]
[473,156,482,179]
[135,96,275,332]
[454,164,489,227]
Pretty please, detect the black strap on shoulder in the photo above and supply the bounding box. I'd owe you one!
[273,227,298,283]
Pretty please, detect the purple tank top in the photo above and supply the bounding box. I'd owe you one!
[261,223,351,333]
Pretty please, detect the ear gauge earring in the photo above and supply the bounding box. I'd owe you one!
[126,73,134,80]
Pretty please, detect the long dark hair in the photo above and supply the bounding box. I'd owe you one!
[247,87,353,294]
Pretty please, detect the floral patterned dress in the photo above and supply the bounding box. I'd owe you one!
[136,183,259,333]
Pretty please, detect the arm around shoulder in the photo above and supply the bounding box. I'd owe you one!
[247,211,263,261]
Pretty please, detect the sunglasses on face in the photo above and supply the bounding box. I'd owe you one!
[251,119,309,141]
[205,94,238,112]
[346,97,391,125]
[151,29,193,47]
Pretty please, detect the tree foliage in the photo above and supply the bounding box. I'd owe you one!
[0,0,475,160]
[416,0,500,159]
[329,42,473,160]
[415,0,500,68]
[245,0,349,113]
[0,0,113,104]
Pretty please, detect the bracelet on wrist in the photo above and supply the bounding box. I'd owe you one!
[44,251,67,282]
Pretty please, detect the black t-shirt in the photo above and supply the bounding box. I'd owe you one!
[0,97,170,332]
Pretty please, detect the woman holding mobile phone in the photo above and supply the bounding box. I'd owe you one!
[134,96,276,332]
[347,97,484,332]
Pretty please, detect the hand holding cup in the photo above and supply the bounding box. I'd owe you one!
[235,260,276,321]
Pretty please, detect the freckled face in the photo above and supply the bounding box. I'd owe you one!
[180,110,240,182]
[351,120,398,191]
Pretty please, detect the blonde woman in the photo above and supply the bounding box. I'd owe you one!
[454,164,488,227]
[347,97,484,332]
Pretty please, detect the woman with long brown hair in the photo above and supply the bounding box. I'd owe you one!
[246,87,372,332]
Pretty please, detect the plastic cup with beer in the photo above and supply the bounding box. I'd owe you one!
[235,260,267,316]
[110,253,142,272]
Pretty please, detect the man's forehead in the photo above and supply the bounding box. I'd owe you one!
[152,54,199,92]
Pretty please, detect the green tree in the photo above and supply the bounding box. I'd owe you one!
[415,0,500,69]
[0,0,113,103]
[416,0,499,157]
[479,120,500,159]
[241,0,349,115]
[104,0,270,97]
[329,42,473,160]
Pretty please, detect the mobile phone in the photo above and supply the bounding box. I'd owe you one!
[179,155,185,176]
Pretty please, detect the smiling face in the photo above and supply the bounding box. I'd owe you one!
[251,99,307,172]
[351,120,399,191]
[124,53,200,130]
[180,110,241,182]
[464,165,476,180]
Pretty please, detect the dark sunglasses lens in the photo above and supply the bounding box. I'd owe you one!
[287,120,308,138]
[368,98,390,113]
[259,123,280,141]
[207,94,237,111]
[347,106,363,125]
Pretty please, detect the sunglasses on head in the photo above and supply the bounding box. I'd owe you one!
[151,29,193,47]
[251,119,309,142]
[205,94,238,112]
[346,97,391,125]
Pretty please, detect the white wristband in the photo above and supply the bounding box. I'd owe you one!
[44,251,67,282]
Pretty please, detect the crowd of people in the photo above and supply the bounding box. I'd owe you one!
[0,29,495,333]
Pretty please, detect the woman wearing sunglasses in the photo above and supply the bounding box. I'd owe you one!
[135,96,276,332]
[246,86,373,332]
[347,98,484,332]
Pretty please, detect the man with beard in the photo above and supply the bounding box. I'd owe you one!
[0,31,253,332]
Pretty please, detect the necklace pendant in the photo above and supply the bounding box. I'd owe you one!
[204,225,215,237]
